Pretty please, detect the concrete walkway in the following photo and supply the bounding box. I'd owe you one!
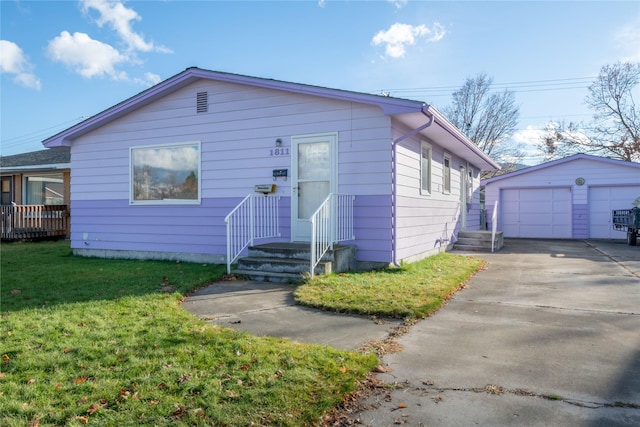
[348,239,640,426]
[182,280,402,351]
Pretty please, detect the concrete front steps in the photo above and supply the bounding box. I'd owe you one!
[232,242,356,283]
[454,230,504,252]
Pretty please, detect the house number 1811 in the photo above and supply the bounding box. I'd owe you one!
[270,148,290,156]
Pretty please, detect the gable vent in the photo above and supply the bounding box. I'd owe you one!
[196,92,208,113]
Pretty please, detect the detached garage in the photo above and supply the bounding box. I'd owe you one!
[483,154,640,239]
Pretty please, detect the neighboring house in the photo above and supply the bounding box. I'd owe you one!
[42,67,499,268]
[0,149,71,239]
[482,154,640,240]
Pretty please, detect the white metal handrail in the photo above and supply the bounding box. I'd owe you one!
[310,193,355,278]
[491,200,498,253]
[225,194,281,273]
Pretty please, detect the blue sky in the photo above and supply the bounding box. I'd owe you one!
[1,0,639,162]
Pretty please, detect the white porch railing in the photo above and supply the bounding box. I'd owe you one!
[310,193,355,278]
[491,200,499,253]
[225,194,281,274]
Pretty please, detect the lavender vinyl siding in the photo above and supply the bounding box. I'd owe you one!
[69,80,395,262]
[393,125,476,262]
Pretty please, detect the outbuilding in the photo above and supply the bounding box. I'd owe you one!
[482,154,640,240]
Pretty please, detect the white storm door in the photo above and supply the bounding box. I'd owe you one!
[291,133,337,241]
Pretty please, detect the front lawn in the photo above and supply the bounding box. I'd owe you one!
[0,241,377,426]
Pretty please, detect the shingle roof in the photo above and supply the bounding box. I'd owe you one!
[0,149,70,168]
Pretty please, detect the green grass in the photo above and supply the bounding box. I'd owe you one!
[0,241,377,426]
[295,252,485,319]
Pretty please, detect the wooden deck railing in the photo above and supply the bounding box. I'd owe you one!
[1,205,69,240]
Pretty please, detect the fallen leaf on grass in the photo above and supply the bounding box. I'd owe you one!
[86,403,101,414]
[28,418,40,427]
[73,416,88,424]
[11,289,21,295]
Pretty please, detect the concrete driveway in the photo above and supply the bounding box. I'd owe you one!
[348,239,640,426]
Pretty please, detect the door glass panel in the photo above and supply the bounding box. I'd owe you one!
[297,141,331,220]
[298,181,330,219]
[298,142,330,180]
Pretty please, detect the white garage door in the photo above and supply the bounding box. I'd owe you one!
[500,188,572,238]
[589,186,640,239]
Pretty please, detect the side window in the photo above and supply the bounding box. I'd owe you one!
[130,142,201,205]
[443,153,451,193]
[420,141,432,195]
[1,177,13,205]
[25,175,64,205]
[467,168,474,202]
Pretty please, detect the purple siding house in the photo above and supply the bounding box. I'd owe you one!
[43,68,499,271]
[483,154,640,240]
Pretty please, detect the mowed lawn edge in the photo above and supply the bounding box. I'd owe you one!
[0,241,377,426]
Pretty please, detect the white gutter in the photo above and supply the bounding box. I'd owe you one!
[391,105,434,267]
[0,163,70,173]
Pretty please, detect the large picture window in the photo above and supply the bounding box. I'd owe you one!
[130,142,201,204]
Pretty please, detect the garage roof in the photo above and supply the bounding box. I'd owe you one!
[482,153,640,185]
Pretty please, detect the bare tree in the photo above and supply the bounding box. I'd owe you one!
[443,73,521,168]
[541,62,640,162]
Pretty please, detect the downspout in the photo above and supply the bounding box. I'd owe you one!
[391,105,434,267]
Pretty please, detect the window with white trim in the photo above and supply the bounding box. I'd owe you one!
[467,168,474,202]
[443,153,451,193]
[130,142,201,204]
[420,141,432,195]
[25,174,64,205]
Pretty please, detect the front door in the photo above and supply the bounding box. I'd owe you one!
[291,133,337,241]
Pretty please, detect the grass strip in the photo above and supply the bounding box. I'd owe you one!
[295,252,485,319]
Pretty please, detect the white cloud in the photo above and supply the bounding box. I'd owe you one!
[81,0,172,53]
[614,23,640,62]
[47,31,127,79]
[372,22,445,58]
[0,40,41,90]
[133,71,161,86]
[387,0,408,9]
[46,1,171,85]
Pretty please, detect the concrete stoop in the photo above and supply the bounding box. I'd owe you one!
[233,242,356,283]
[454,230,504,252]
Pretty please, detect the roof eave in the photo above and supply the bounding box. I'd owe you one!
[427,106,501,171]
[482,153,640,185]
[43,67,424,147]
[0,163,71,173]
